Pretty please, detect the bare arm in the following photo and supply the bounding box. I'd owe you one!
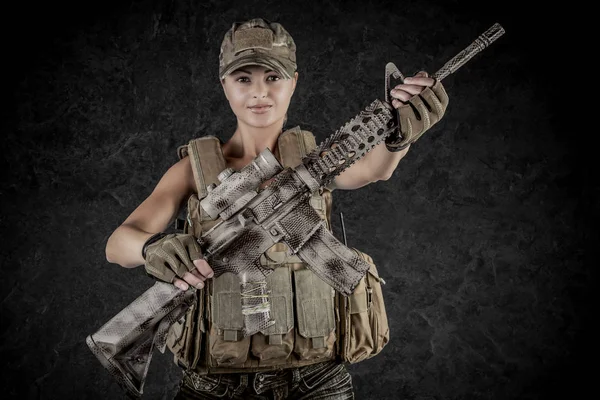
[330,71,443,191]
[105,156,196,268]
[330,141,410,190]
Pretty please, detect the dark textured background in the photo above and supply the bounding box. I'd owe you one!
[2,0,594,399]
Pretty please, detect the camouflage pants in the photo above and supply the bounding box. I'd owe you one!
[175,361,354,399]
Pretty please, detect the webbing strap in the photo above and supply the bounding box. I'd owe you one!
[224,329,241,342]
[268,334,283,345]
[312,337,326,349]
[277,126,317,167]
[187,136,226,199]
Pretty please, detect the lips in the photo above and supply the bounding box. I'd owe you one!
[248,104,272,114]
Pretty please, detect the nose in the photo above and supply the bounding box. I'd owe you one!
[252,79,268,98]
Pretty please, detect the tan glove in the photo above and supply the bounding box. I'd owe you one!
[386,79,449,151]
[142,233,203,283]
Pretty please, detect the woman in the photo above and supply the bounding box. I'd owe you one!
[105,17,447,399]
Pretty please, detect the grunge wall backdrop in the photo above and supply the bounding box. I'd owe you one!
[2,0,592,399]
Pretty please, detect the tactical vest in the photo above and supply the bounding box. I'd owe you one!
[166,126,389,375]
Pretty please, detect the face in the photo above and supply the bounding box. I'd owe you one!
[221,65,298,129]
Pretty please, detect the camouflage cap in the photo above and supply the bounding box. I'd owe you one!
[219,18,297,80]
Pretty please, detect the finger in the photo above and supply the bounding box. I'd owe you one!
[419,87,443,122]
[182,271,205,289]
[431,81,449,110]
[172,238,196,272]
[390,89,413,103]
[404,76,435,87]
[158,247,187,277]
[189,269,207,284]
[414,71,429,78]
[145,260,176,283]
[392,84,425,96]
[193,258,214,278]
[173,277,189,290]
[184,236,203,261]
[410,96,431,132]
[392,99,403,109]
[190,268,206,280]
[163,243,189,277]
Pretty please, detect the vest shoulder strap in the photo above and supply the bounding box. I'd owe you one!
[277,126,317,168]
[178,136,226,199]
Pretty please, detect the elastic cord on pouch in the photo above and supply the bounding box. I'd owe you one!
[240,281,270,315]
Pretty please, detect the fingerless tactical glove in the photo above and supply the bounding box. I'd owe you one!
[385,80,449,152]
[143,233,203,283]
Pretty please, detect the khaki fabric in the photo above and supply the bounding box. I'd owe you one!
[166,127,390,373]
[219,18,297,80]
[276,126,316,167]
[186,137,226,200]
[339,249,390,363]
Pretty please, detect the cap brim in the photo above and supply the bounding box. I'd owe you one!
[220,54,295,80]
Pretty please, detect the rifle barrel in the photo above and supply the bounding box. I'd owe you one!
[432,23,505,81]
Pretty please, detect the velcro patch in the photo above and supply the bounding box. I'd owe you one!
[234,28,273,53]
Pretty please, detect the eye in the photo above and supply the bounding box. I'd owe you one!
[267,75,281,82]
[236,76,250,83]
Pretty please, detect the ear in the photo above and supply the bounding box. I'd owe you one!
[291,72,298,93]
[221,78,229,100]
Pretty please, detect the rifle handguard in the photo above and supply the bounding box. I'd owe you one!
[87,23,506,397]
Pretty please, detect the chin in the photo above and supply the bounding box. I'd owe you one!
[243,116,282,129]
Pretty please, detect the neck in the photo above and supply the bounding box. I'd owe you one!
[227,118,285,160]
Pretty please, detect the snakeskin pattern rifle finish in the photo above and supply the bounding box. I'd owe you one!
[86,23,505,398]
[194,100,399,336]
[433,23,505,81]
[86,283,195,397]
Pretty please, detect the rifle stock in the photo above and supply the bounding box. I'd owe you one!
[86,282,195,397]
[87,23,505,396]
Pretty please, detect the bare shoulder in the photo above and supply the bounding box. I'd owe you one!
[121,156,195,232]
[155,155,196,197]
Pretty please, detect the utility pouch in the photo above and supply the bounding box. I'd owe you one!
[185,194,221,238]
[166,195,212,369]
[340,248,389,363]
[209,273,250,366]
[165,288,205,369]
[293,268,336,360]
[250,266,294,363]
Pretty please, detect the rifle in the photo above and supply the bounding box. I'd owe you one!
[87,24,505,397]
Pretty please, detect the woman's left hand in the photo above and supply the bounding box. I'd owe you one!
[387,70,449,149]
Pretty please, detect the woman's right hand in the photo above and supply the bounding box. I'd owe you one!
[143,233,214,290]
